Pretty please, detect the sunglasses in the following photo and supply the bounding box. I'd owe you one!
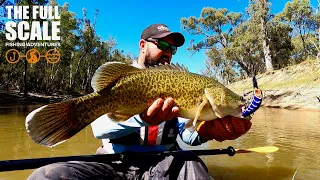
[146,38,177,55]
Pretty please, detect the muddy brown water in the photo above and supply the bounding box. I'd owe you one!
[0,104,319,180]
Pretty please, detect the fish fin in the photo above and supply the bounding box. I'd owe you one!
[107,113,132,122]
[25,99,88,147]
[176,63,189,72]
[204,87,225,118]
[149,63,189,72]
[193,95,209,126]
[91,62,139,92]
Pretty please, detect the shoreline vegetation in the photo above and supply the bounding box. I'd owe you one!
[0,60,319,111]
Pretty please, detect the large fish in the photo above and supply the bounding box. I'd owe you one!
[26,62,249,147]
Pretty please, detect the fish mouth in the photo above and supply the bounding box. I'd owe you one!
[159,59,169,65]
[158,55,170,64]
[241,115,253,120]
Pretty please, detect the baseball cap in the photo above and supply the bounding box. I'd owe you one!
[141,24,185,47]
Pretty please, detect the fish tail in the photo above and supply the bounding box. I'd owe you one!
[25,96,93,147]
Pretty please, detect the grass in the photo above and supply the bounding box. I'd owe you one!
[228,60,320,110]
[228,60,320,93]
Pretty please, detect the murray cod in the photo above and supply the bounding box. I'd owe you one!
[26,62,247,147]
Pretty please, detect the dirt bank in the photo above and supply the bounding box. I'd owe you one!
[228,60,320,111]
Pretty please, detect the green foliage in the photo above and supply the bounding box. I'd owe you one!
[276,0,317,61]
[268,23,294,69]
[0,1,135,96]
[181,0,318,84]
[181,7,243,84]
[225,21,264,76]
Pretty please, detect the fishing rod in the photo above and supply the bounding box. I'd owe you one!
[0,146,278,172]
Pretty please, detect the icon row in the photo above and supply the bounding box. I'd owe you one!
[5,48,61,64]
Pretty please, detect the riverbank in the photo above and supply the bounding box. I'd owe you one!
[0,90,75,105]
[1,60,319,110]
[227,60,320,111]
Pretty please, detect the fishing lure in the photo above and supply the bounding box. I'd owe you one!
[242,76,263,118]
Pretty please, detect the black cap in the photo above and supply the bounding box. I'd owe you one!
[141,24,185,47]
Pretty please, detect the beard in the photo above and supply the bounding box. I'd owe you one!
[144,50,171,67]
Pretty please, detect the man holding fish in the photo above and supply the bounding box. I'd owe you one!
[27,24,252,180]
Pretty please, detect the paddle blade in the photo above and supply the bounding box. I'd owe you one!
[236,146,279,154]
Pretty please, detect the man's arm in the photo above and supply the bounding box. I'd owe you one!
[176,118,204,146]
[91,114,146,139]
[177,116,252,146]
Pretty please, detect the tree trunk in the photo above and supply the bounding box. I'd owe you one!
[23,59,28,97]
[260,0,273,71]
[23,1,33,97]
[237,56,252,77]
[85,61,92,93]
[299,28,307,57]
[316,0,320,60]
[47,64,59,93]
[70,46,91,89]
[262,36,273,71]
[69,64,72,88]
[318,26,320,60]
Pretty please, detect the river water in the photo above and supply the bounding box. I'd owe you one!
[0,104,319,180]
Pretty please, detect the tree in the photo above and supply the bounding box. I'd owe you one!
[181,7,244,83]
[277,0,314,61]
[310,0,320,60]
[0,1,132,96]
[225,21,265,77]
[15,0,49,97]
[247,0,273,72]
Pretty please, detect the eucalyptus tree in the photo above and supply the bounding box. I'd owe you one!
[181,7,244,84]
[276,0,315,61]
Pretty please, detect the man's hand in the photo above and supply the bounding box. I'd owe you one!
[197,116,252,142]
[140,98,180,125]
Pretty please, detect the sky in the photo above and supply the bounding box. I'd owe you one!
[55,0,319,74]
